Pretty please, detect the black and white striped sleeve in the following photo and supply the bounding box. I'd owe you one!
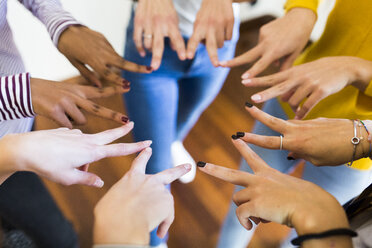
[0,73,35,121]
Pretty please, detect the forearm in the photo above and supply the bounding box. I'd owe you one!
[0,73,35,121]
[0,134,24,184]
[18,0,81,46]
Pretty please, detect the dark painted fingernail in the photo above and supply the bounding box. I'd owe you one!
[231,134,238,140]
[287,156,295,160]
[197,161,206,167]
[146,66,153,71]
[245,102,253,108]
[121,116,129,123]
[236,132,245,138]
[122,79,130,89]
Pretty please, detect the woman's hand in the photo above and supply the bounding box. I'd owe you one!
[220,8,316,77]
[186,0,235,66]
[134,0,186,70]
[198,139,350,240]
[236,104,372,166]
[31,78,129,128]
[245,57,372,119]
[0,123,152,187]
[58,26,152,87]
[94,148,191,245]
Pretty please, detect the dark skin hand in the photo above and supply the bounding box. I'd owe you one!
[58,25,152,87]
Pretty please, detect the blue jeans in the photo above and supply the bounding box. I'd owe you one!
[123,14,240,246]
[218,99,372,248]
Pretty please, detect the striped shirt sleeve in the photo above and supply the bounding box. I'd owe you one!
[0,73,35,121]
[18,0,81,46]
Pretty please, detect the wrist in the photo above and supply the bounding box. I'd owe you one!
[292,196,349,236]
[93,207,149,245]
[287,7,317,29]
[349,57,372,91]
[0,134,26,173]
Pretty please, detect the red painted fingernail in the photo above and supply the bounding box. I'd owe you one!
[122,79,130,89]
[146,66,153,71]
[121,116,129,123]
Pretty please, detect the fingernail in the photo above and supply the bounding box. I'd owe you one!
[236,132,245,138]
[219,61,227,66]
[184,164,191,170]
[245,102,253,108]
[231,134,238,140]
[294,115,300,120]
[180,52,186,61]
[94,179,104,188]
[187,52,193,59]
[242,79,252,84]
[146,66,152,71]
[287,156,295,161]
[122,79,130,89]
[242,73,250,79]
[251,94,261,102]
[121,116,129,123]
[197,161,206,167]
[144,140,152,146]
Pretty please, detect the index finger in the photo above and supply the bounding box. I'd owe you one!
[198,162,254,186]
[186,31,203,59]
[168,26,186,60]
[154,164,191,185]
[219,45,261,68]
[112,56,152,74]
[151,31,164,70]
[231,139,270,173]
[130,147,152,174]
[76,98,129,124]
[206,30,219,67]
[88,122,134,145]
[244,103,287,134]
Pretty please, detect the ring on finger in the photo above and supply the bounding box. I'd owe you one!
[279,135,283,150]
[143,33,153,39]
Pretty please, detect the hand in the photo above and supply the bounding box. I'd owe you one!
[235,104,372,166]
[186,0,234,66]
[31,78,129,128]
[134,0,186,70]
[244,57,372,119]
[94,148,191,245]
[198,139,350,238]
[220,8,316,78]
[0,123,152,187]
[58,26,152,87]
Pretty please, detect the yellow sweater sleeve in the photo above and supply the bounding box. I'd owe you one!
[284,0,319,14]
[364,80,372,97]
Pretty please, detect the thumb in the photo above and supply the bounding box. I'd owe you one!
[68,169,104,188]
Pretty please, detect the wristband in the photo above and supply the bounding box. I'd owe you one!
[291,228,357,246]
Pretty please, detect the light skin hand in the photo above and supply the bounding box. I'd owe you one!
[58,26,152,87]
[31,78,130,128]
[220,8,316,78]
[186,0,234,66]
[236,104,372,166]
[0,123,152,187]
[94,148,191,245]
[198,140,352,248]
[245,56,372,119]
[134,0,186,70]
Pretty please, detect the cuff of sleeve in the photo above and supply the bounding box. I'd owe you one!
[364,80,372,97]
[49,14,81,46]
[284,0,319,15]
[0,73,35,122]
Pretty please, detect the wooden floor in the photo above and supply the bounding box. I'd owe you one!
[35,17,293,248]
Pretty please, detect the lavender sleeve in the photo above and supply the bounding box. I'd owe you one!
[18,0,81,46]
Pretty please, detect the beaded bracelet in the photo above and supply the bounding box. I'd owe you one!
[359,120,372,160]
[291,228,357,246]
